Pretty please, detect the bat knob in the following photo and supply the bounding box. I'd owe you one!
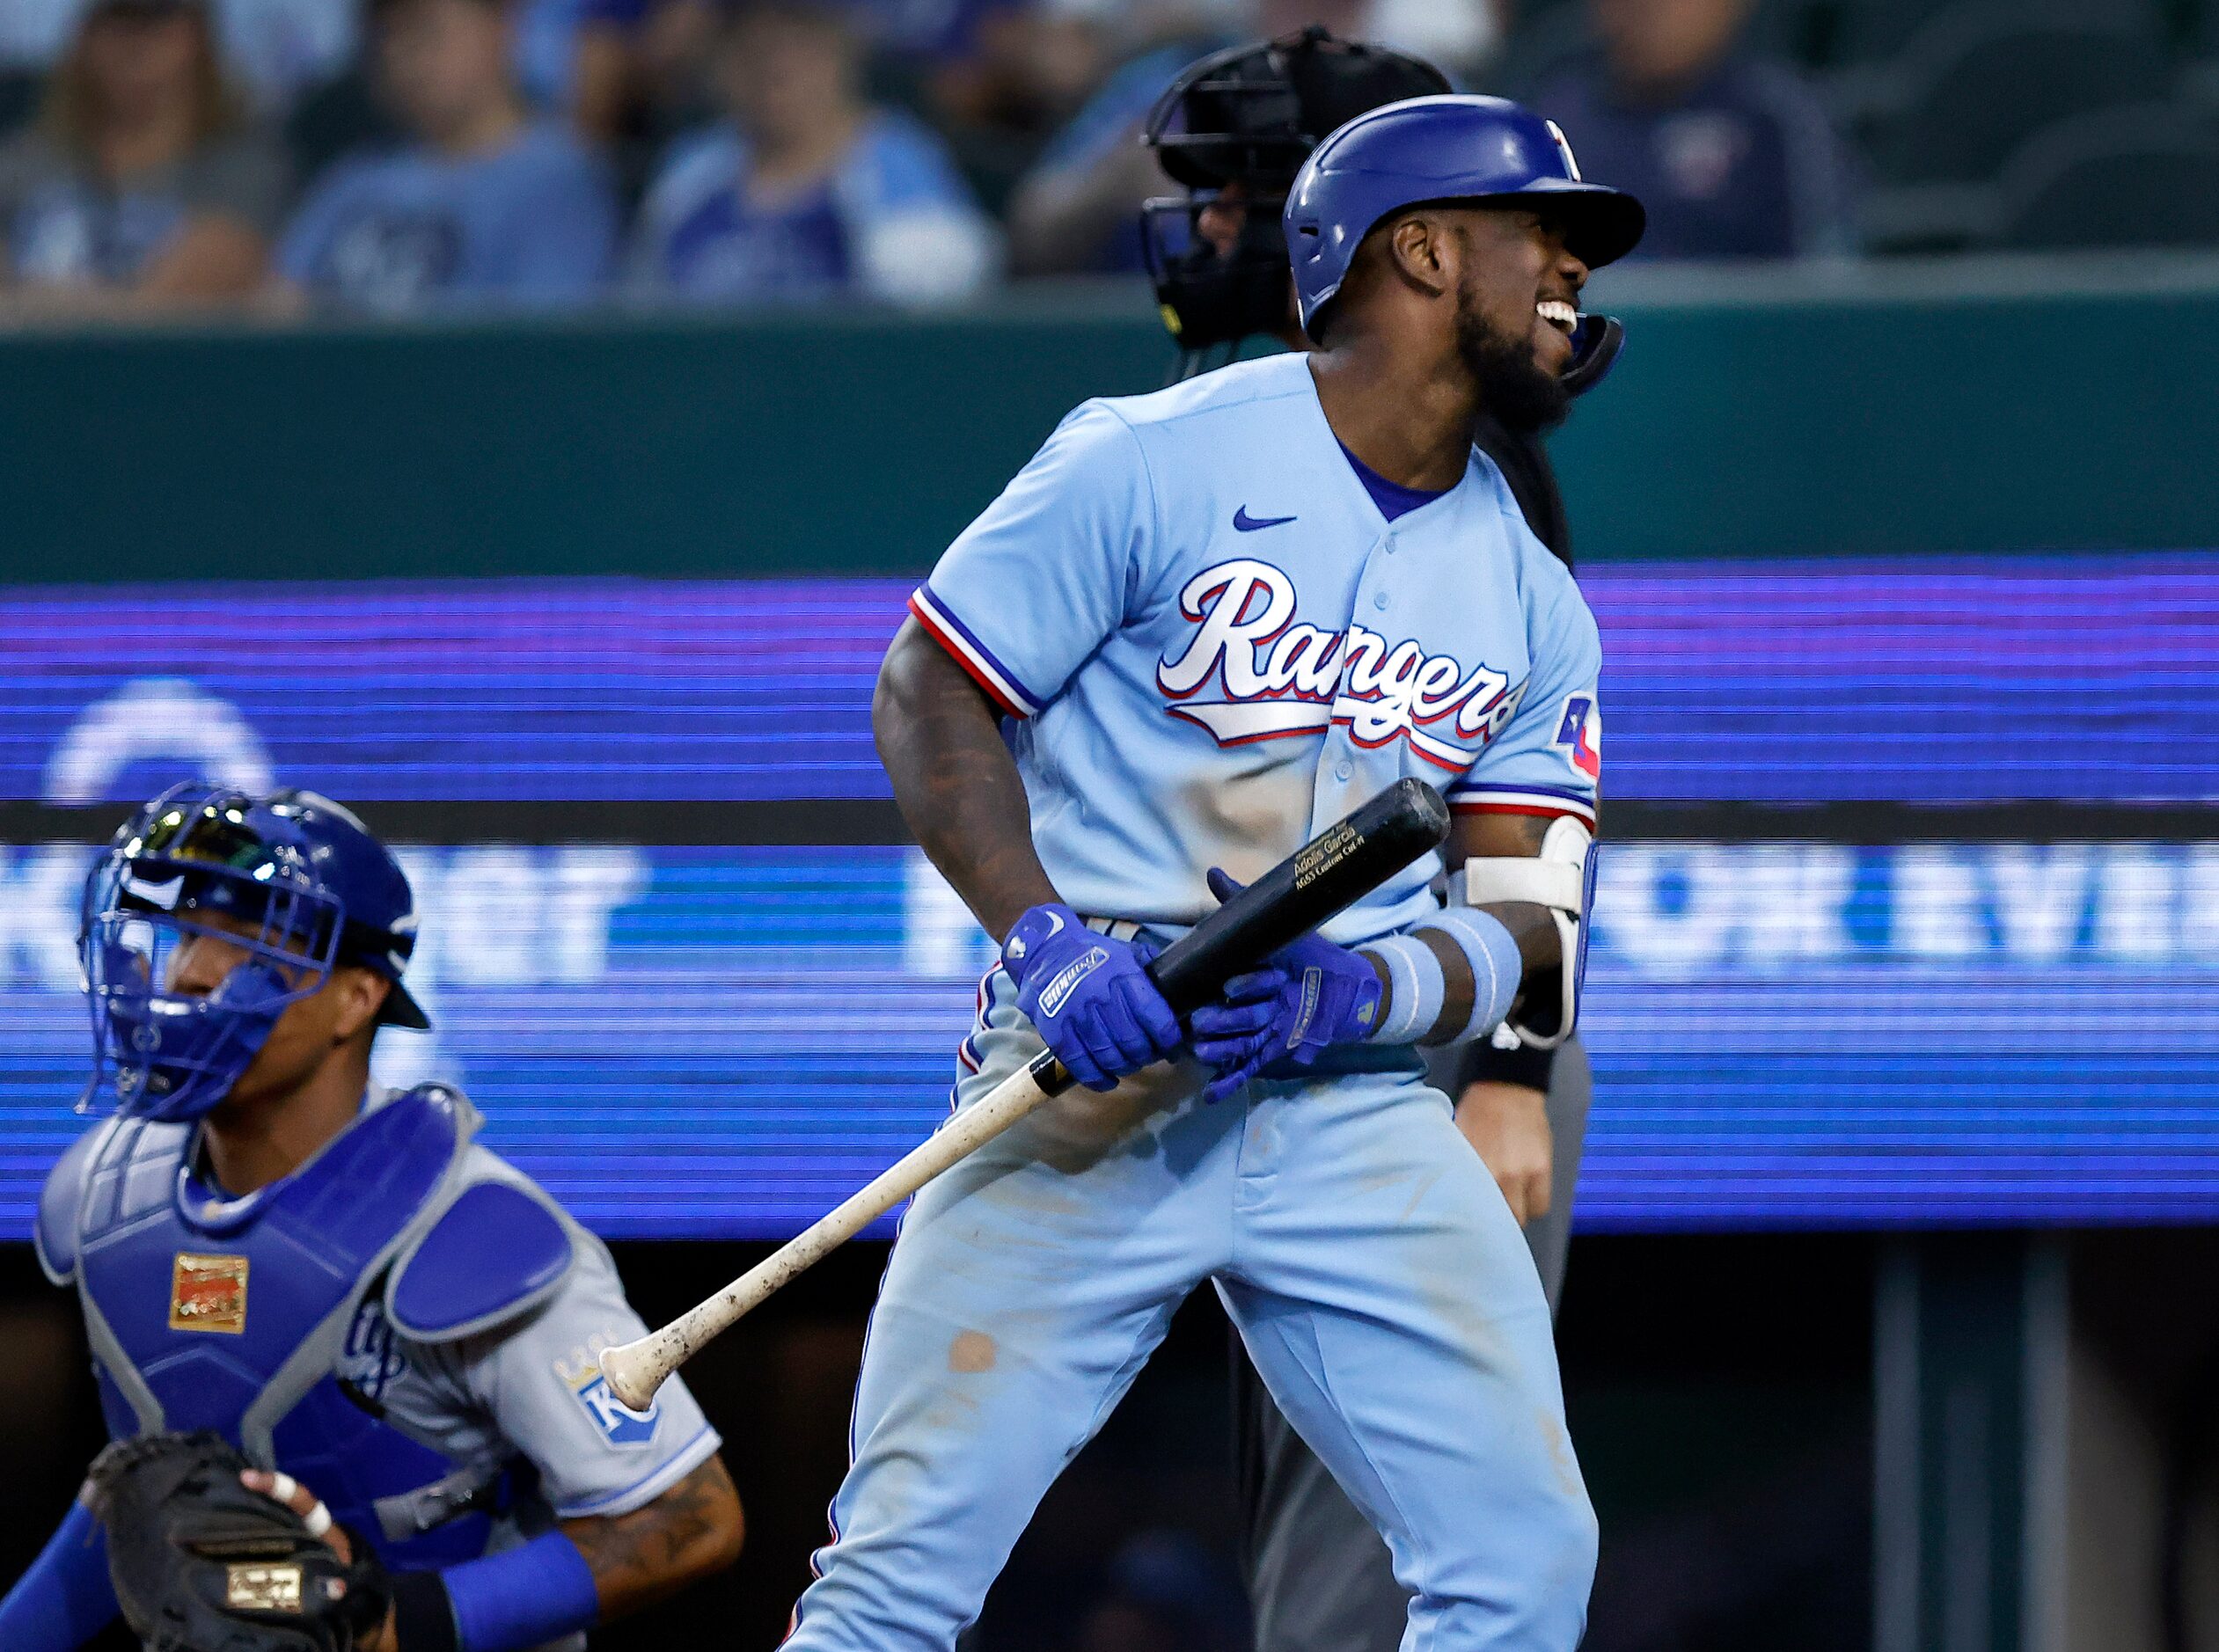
[597,1335,665,1413]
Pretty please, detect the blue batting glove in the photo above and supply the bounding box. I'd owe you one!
[1188,869,1384,1103]
[1002,903,1184,1092]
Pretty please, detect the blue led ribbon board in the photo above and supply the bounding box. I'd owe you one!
[0,556,2211,1233]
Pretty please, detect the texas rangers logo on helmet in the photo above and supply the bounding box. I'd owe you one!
[1552,694,1601,781]
[1544,119,1582,180]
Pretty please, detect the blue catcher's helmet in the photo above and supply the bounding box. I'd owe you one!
[78,783,429,1122]
[1284,93,1646,340]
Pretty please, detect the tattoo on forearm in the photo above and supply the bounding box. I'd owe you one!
[875,620,1059,941]
[560,1457,740,1619]
[1501,814,1550,853]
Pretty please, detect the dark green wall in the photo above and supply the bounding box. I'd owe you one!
[1556,283,2219,561]
[3,276,2213,582]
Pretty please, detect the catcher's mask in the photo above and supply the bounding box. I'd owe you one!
[79,782,428,1122]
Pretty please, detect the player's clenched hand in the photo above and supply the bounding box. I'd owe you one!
[240,1467,399,1652]
[1002,902,1184,1091]
[1187,870,1384,1103]
[1455,1081,1553,1226]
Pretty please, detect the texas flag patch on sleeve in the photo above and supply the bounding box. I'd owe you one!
[1553,695,1602,783]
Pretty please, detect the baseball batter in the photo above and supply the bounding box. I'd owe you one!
[1138,33,1635,1652]
[787,95,1641,1652]
[0,785,741,1652]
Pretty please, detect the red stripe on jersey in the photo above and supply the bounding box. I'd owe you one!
[907,594,1029,720]
[1449,800,1595,822]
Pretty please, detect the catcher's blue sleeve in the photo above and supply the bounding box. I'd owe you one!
[0,1501,117,1650]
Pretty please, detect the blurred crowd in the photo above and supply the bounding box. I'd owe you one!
[1,0,2215,321]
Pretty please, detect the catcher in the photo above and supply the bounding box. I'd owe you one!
[0,784,742,1650]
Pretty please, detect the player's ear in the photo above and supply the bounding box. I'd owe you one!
[328,967,391,1043]
[1385,213,1453,302]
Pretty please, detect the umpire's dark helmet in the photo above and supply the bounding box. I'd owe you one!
[1141,27,1450,356]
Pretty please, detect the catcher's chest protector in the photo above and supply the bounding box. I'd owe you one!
[39,1086,522,1569]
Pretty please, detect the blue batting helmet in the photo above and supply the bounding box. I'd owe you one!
[1285,94,1646,338]
[78,783,428,1122]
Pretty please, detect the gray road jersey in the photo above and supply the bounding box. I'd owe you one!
[341,1144,718,1518]
[337,1144,720,1647]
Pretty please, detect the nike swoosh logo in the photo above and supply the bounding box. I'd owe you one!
[1233,506,1297,532]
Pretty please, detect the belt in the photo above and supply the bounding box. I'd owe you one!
[1256,1045,1427,1080]
[1080,916,1154,945]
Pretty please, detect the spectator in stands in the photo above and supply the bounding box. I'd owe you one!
[1005,0,1252,275]
[627,1,996,306]
[511,0,597,114]
[1532,0,1856,260]
[1,0,353,113]
[274,0,618,313]
[494,0,721,149]
[516,0,687,130]
[567,0,655,140]
[1366,0,1503,80]
[0,0,286,317]
[562,0,732,174]
[1,0,81,81]
[882,0,1117,217]
[211,0,358,114]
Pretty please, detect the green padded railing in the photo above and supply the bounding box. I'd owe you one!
[2,258,2213,582]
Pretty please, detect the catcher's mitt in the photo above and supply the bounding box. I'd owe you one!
[85,1432,392,1652]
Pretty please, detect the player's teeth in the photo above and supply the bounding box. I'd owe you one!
[1536,300,1578,333]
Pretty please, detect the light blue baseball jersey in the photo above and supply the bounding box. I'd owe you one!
[909,351,1604,944]
[791,351,1607,1652]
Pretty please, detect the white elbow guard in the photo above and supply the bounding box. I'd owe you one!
[1456,815,1594,1049]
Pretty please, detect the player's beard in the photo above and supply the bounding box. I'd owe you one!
[1454,280,1571,434]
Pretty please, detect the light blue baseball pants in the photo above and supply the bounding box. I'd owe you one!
[784,965,1597,1651]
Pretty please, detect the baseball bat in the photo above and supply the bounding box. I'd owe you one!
[598,778,1451,1410]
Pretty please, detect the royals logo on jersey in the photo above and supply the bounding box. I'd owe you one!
[339,1297,408,1402]
[1553,695,1601,782]
[556,1341,662,1449]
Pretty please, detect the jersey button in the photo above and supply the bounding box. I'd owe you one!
[1335,760,1353,781]
[1372,590,1390,610]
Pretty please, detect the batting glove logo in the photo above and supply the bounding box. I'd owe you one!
[1036,947,1110,1020]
